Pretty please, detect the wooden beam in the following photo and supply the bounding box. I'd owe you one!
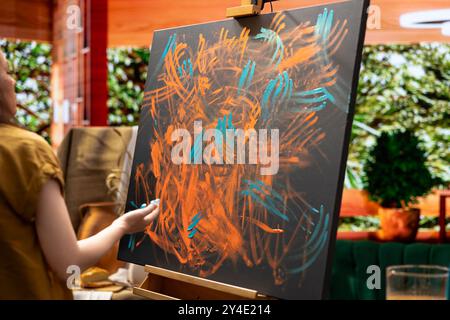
[86,0,108,126]
[51,0,84,148]
[0,0,52,42]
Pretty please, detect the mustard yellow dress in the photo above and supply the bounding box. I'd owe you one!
[0,123,72,299]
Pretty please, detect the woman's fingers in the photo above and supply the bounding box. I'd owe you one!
[119,199,160,233]
[143,207,160,224]
[139,203,157,215]
[132,202,158,217]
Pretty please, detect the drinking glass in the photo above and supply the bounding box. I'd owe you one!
[386,265,449,300]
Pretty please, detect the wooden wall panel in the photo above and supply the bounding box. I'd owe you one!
[108,0,450,47]
[51,0,84,148]
[340,189,449,217]
[0,0,52,42]
[2,1,448,46]
[51,0,108,147]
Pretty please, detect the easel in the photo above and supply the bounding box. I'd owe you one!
[226,0,279,18]
[133,0,279,301]
[134,265,271,300]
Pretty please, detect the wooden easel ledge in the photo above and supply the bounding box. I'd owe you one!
[226,0,279,18]
[133,265,270,300]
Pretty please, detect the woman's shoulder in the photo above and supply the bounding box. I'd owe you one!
[0,124,51,149]
[0,124,63,223]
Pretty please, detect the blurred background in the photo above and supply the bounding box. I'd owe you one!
[0,2,449,291]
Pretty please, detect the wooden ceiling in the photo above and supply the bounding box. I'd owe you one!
[108,0,450,46]
[1,0,449,45]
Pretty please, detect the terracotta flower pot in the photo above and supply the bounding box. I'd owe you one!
[378,207,420,242]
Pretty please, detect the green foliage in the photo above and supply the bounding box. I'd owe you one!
[107,47,149,126]
[419,216,450,231]
[363,130,438,208]
[107,44,450,187]
[338,216,380,231]
[338,216,450,231]
[1,40,448,190]
[348,44,450,189]
[0,39,52,142]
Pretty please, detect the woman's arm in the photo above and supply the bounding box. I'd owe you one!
[35,179,159,280]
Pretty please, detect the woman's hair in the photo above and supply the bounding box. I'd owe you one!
[0,52,8,123]
[0,103,9,124]
[0,111,18,125]
[0,50,18,125]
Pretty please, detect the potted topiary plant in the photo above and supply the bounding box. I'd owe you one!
[363,130,437,242]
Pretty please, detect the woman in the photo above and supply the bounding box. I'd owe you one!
[0,51,159,299]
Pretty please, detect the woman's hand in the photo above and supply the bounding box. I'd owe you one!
[37,178,162,280]
[113,200,160,235]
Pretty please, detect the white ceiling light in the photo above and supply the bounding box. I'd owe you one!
[400,9,450,36]
[442,21,450,36]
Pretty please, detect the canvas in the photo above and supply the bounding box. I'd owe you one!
[118,0,369,299]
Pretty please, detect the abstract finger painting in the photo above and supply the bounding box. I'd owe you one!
[119,0,369,299]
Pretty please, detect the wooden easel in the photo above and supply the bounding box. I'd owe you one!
[226,0,279,18]
[134,265,270,300]
[134,0,279,301]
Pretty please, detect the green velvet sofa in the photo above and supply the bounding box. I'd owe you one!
[330,240,450,300]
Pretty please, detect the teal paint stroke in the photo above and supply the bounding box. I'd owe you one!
[238,60,256,95]
[188,212,203,238]
[315,8,334,44]
[190,128,204,164]
[292,87,336,113]
[128,203,147,250]
[254,27,284,67]
[261,71,293,120]
[178,58,194,78]
[287,205,330,274]
[241,179,289,222]
[149,33,177,82]
[215,113,235,160]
